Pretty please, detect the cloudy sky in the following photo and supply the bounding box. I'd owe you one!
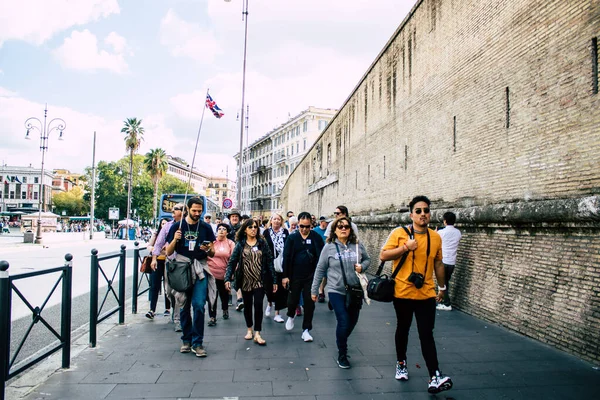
[0,0,417,178]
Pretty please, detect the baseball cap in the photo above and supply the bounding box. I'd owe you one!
[319,216,327,221]
[204,213,212,218]
[173,203,185,211]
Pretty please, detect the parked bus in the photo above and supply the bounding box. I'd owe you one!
[158,193,203,222]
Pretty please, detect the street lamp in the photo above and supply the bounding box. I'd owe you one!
[226,0,250,212]
[24,104,66,244]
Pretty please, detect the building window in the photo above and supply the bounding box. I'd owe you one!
[318,120,328,130]
[22,177,27,183]
[33,192,38,200]
[34,177,39,184]
[21,191,26,199]
[303,121,307,132]
[303,138,307,150]
[297,142,299,153]
[10,191,15,199]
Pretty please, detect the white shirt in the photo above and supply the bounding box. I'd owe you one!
[437,225,462,265]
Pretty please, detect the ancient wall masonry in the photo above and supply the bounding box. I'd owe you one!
[282,0,600,363]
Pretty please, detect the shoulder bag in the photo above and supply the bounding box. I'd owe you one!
[166,259,193,292]
[140,256,153,274]
[367,226,411,302]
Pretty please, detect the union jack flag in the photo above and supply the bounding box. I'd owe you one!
[205,94,224,119]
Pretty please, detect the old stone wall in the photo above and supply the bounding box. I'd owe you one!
[281,0,600,362]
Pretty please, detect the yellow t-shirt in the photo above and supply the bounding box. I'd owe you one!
[382,226,442,300]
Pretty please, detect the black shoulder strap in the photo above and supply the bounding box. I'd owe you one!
[377,226,411,278]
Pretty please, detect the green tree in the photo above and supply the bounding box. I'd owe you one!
[121,118,144,223]
[52,186,89,216]
[143,148,168,224]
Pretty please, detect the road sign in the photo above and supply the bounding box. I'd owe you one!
[222,198,233,209]
[108,207,119,220]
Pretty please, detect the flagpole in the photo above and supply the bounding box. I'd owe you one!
[178,89,209,230]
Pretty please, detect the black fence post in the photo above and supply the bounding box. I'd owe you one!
[89,249,98,348]
[119,244,126,324]
[61,254,73,369]
[132,241,139,314]
[0,260,10,400]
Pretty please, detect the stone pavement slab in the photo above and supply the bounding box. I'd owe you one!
[13,296,600,400]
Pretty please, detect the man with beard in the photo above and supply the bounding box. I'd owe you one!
[166,197,216,358]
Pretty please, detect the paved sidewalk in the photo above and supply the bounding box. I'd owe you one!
[15,298,600,400]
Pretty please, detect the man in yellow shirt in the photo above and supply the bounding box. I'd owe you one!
[380,195,452,394]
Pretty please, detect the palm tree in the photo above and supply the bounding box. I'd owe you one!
[144,148,168,225]
[121,118,144,225]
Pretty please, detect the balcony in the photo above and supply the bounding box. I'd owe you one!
[250,163,270,176]
[276,154,286,164]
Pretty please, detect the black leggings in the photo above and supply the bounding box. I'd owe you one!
[242,287,265,332]
[208,279,230,318]
[393,297,439,377]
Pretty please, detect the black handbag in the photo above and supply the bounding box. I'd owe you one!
[367,226,411,302]
[166,259,193,292]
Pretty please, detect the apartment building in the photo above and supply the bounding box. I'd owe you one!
[234,106,337,216]
[0,165,54,213]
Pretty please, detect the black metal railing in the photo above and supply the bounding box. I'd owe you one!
[0,255,73,400]
[89,245,126,348]
[131,241,150,314]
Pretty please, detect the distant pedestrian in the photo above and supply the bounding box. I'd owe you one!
[227,209,244,312]
[207,223,235,325]
[146,218,171,320]
[313,216,329,302]
[311,216,370,368]
[379,195,452,394]
[282,212,324,342]
[225,218,277,346]
[263,213,289,323]
[284,210,294,229]
[324,206,359,238]
[436,212,462,311]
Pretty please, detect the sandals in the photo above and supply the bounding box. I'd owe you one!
[244,331,253,340]
[253,333,266,346]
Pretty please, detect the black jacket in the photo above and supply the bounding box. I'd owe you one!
[224,237,275,289]
[282,230,324,281]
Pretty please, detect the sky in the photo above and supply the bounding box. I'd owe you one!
[0,0,417,178]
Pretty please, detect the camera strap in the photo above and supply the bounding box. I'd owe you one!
[410,225,430,276]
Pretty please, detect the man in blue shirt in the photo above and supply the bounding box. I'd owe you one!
[313,216,328,242]
[166,197,216,357]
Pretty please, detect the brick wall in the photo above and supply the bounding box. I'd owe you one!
[282,0,600,363]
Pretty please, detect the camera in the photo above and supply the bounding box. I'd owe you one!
[407,272,425,289]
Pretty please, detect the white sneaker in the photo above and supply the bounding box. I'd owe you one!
[265,304,272,317]
[285,316,295,331]
[273,314,284,323]
[301,329,313,342]
[436,304,452,311]
[395,361,408,380]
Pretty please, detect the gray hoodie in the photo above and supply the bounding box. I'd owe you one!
[311,239,371,297]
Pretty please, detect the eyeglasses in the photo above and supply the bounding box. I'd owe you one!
[298,224,311,229]
[413,208,430,215]
[173,208,182,211]
[336,225,351,230]
[247,226,258,229]
[333,212,341,215]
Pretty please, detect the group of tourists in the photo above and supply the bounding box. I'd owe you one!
[144,195,461,394]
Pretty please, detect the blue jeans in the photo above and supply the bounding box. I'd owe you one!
[180,277,208,347]
[329,292,361,355]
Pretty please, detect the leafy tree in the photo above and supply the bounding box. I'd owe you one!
[52,186,89,216]
[121,118,144,222]
[144,148,168,224]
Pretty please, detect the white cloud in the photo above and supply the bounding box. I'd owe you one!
[0,87,18,97]
[53,30,129,74]
[0,0,120,47]
[159,9,220,63]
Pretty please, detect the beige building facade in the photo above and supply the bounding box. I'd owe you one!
[282,0,600,363]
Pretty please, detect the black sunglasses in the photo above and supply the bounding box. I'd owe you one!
[173,207,182,211]
[336,224,351,230]
[414,208,430,215]
[298,224,311,229]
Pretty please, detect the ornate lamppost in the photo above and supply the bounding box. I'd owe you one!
[24,105,66,244]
